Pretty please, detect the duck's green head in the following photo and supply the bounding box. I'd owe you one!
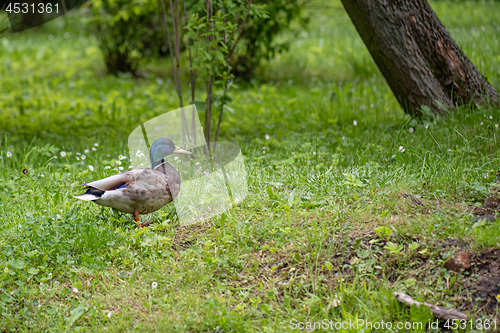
[149,137,192,168]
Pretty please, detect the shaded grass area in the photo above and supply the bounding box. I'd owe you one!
[0,0,500,331]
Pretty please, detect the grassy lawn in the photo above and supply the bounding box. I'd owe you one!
[1,0,500,331]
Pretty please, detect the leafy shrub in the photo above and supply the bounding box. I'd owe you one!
[85,0,166,75]
[231,0,309,80]
[85,0,308,79]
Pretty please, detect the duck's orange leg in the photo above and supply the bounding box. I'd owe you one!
[133,210,152,228]
[133,211,140,222]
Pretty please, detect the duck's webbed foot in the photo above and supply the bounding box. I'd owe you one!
[133,211,153,228]
[137,221,153,228]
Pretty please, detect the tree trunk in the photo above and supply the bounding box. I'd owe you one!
[340,0,499,116]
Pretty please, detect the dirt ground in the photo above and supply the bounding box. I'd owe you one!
[466,179,500,319]
[464,249,500,320]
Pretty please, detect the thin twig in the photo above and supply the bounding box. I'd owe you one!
[394,292,469,320]
[159,0,178,93]
[227,0,243,47]
[182,0,197,147]
[213,8,231,152]
[227,0,253,59]
[214,1,251,152]
[168,0,183,107]
[204,0,214,155]
[168,0,190,144]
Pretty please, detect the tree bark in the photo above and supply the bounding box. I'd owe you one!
[340,0,499,116]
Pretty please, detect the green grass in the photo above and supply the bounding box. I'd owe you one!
[1,0,500,331]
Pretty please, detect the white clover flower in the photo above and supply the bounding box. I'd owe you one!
[81,155,86,160]
[92,147,97,151]
[331,297,341,308]
[151,282,158,288]
[353,120,358,126]
[409,127,414,133]
[84,149,89,154]
[399,146,405,153]
[60,151,66,157]
[7,151,12,157]
[118,166,124,171]
[89,165,94,171]
[94,143,98,147]
[72,287,78,293]
[116,160,121,165]
[265,134,270,140]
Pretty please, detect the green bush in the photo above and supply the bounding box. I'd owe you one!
[85,0,307,79]
[85,0,166,75]
[231,0,309,81]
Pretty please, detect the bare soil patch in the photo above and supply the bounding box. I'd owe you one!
[464,249,500,319]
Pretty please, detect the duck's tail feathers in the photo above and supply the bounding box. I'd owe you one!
[74,194,101,201]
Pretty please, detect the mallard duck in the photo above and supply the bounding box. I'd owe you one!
[75,138,192,227]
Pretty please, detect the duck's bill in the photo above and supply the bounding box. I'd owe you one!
[173,146,193,155]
